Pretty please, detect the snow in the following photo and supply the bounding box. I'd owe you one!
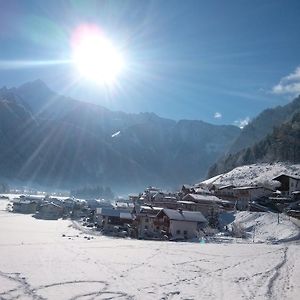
[201,162,300,188]
[0,199,299,299]
[219,211,300,243]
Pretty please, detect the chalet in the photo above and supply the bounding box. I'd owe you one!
[36,202,63,219]
[215,185,236,200]
[272,174,300,196]
[135,205,163,239]
[96,208,134,233]
[194,187,211,195]
[12,200,37,214]
[155,208,207,240]
[181,184,196,196]
[181,194,226,216]
[233,186,274,209]
[143,187,162,201]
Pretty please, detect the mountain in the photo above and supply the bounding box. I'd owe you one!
[0,80,240,192]
[228,95,300,154]
[208,111,300,178]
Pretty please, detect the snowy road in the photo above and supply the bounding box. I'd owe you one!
[0,201,299,300]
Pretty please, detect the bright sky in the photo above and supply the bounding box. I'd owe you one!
[0,0,300,126]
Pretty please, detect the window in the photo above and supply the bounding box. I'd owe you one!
[145,218,149,223]
[145,225,148,230]
[176,230,181,235]
[183,230,188,235]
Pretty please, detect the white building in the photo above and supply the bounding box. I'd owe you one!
[156,209,207,240]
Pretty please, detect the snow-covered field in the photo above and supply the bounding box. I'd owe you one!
[0,200,299,300]
[200,162,300,188]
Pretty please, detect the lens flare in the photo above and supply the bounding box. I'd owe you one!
[71,24,124,85]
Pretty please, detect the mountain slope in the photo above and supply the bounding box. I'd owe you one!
[208,112,300,177]
[0,81,240,192]
[228,95,300,154]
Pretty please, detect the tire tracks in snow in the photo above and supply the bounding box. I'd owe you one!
[266,246,288,300]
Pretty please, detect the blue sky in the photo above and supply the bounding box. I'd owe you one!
[0,0,300,126]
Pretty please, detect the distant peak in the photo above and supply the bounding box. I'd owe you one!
[18,79,51,91]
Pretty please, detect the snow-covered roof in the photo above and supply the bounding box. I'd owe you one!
[163,196,177,200]
[272,174,300,181]
[177,200,196,204]
[183,193,221,203]
[182,184,194,189]
[40,202,62,208]
[139,205,163,215]
[199,174,223,186]
[13,200,34,205]
[218,185,236,190]
[233,186,274,191]
[194,187,211,194]
[161,209,207,223]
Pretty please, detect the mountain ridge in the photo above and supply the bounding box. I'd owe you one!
[0,80,240,192]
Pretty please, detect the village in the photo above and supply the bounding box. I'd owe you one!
[3,172,300,242]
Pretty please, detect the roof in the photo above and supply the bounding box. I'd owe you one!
[194,187,211,194]
[177,200,196,205]
[182,184,193,189]
[233,186,274,191]
[139,205,163,215]
[183,193,221,203]
[218,185,236,190]
[97,208,131,218]
[40,202,62,209]
[119,212,134,220]
[163,196,177,201]
[13,200,34,205]
[160,209,207,223]
[273,174,300,181]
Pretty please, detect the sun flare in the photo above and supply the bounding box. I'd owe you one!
[71,25,124,84]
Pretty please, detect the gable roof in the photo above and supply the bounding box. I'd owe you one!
[218,185,236,190]
[273,174,300,181]
[160,208,207,223]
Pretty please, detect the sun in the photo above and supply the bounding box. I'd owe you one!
[71,25,124,85]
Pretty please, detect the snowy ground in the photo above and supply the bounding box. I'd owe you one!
[219,211,300,243]
[200,162,300,188]
[0,200,299,300]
